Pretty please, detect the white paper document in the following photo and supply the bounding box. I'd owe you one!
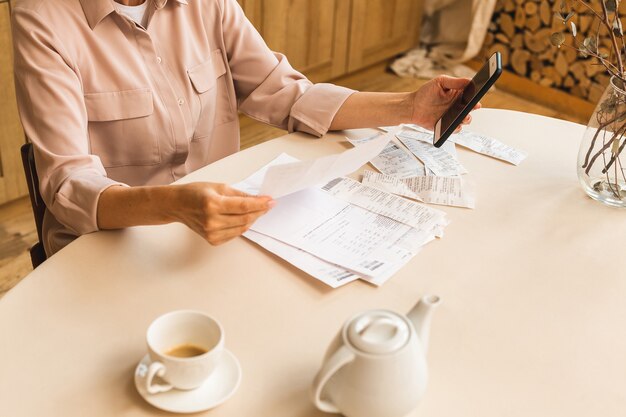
[396,134,467,177]
[235,154,448,287]
[348,134,427,178]
[321,177,448,230]
[362,170,476,209]
[453,130,528,165]
[402,125,527,165]
[244,230,360,288]
[259,133,392,198]
[397,129,459,159]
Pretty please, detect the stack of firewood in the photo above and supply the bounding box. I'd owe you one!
[480,0,626,103]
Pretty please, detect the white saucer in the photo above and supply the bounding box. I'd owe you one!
[134,350,242,414]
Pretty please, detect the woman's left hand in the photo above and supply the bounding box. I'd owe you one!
[410,75,482,132]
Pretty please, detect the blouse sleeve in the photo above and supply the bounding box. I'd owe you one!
[12,8,125,237]
[220,0,356,137]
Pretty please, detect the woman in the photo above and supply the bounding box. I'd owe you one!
[12,0,477,255]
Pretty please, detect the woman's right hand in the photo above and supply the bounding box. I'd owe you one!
[172,182,275,245]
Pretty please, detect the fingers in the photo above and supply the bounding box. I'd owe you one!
[437,75,471,91]
[205,223,254,246]
[202,207,271,245]
[217,194,274,215]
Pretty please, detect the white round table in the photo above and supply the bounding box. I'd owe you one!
[1,109,624,416]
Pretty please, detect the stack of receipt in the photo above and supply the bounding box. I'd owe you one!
[234,133,448,288]
[235,125,527,288]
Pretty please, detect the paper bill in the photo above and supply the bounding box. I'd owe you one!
[453,130,528,165]
[236,154,448,284]
[259,132,392,198]
[321,177,448,230]
[244,230,360,288]
[396,134,467,176]
[362,170,475,209]
[401,125,527,165]
[348,134,427,178]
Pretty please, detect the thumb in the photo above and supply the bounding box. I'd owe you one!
[437,75,471,91]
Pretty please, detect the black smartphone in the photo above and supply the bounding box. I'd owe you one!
[433,52,502,148]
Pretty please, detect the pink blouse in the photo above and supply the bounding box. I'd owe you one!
[12,0,355,255]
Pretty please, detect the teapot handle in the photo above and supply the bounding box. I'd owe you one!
[311,345,356,413]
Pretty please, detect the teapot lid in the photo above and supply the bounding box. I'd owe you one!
[347,311,410,355]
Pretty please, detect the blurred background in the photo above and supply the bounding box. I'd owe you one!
[0,0,611,294]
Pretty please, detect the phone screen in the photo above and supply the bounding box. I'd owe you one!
[439,63,492,136]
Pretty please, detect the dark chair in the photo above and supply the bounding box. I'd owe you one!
[20,143,47,268]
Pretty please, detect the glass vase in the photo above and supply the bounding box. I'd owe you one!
[578,76,626,208]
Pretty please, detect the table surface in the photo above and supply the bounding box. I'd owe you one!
[1,109,625,417]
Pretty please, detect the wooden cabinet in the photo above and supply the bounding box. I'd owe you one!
[0,1,28,205]
[237,0,423,80]
[237,0,351,82]
[347,0,424,72]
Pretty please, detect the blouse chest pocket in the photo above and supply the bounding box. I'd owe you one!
[188,49,236,141]
[84,88,160,167]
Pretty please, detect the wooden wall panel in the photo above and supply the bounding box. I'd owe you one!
[348,0,423,72]
[0,2,28,205]
[241,0,350,83]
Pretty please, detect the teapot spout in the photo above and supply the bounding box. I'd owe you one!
[406,295,441,355]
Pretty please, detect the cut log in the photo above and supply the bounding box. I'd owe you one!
[511,33,524,49]
[563,46,578,64]
[523,28,552,53]
[530,55,543,72]
[588,83,605,103]
[563,75,575,88]
[530,70,542,82]
[570,62,587,81]
[480,0,617,102]
[488,43,510,67]
[579,15,593,33]
[511,49,531,75]
[527,14,542,32]
[495,33,510,44]
[524,2,538,15]
[542,67,563,86]
[514,7,526,28]
[500,13,515,39]
[554,52,569,77]
[539,0,551,26]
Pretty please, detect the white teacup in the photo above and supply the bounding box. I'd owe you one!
[145,310,224,394]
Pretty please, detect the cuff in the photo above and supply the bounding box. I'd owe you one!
[52,170,128,235]
[288,83,356,137]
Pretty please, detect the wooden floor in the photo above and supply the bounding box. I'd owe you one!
[0,62,587,298]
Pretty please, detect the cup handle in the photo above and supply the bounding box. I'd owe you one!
[145,361,173,394]
[311,345,355,413]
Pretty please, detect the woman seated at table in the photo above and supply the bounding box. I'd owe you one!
[12,0,477,256]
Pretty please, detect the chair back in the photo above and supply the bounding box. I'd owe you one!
[19,143,47,268]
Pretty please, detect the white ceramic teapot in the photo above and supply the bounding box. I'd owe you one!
[311,295,440,417]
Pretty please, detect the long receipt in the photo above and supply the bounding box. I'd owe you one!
[362,170,476,209]
[348,134,427,178]
[453,130,528,165]
[321,177,448,230]
[396,133,467,177]
[259,132,392,198]
[402,124,527,165]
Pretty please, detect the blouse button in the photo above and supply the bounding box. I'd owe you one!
[156,57,162,64]
[178,98,185,106]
